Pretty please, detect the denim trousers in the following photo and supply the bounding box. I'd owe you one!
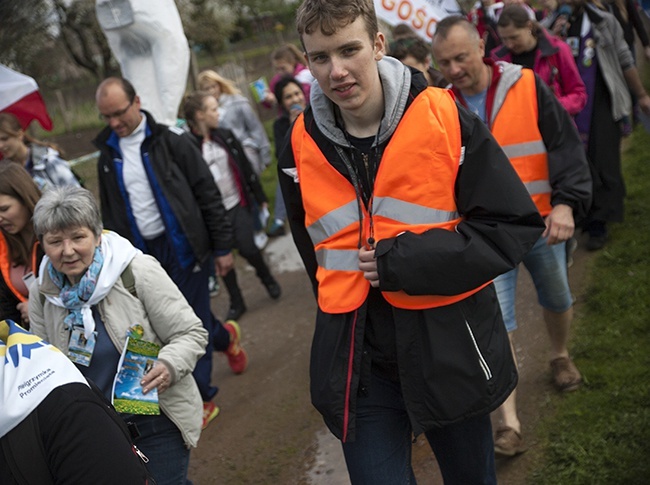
[127,413,192,485]
[493,236,572,332]
[342,372,496,485]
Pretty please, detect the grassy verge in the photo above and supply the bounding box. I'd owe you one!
[530,126,650,484]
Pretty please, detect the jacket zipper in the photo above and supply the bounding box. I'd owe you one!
[342,309,359,442]
[362,152,369,176]
[133,445,150,463]
[464,321,493,380]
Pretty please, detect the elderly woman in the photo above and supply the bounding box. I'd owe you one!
[28,186,208,485]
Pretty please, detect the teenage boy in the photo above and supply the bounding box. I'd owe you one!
[277,0,546,482]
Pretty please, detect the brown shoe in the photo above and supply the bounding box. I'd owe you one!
[494,427,527,457]
[550,356,582,392]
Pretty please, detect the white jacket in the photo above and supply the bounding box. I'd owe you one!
[29,252,208,447]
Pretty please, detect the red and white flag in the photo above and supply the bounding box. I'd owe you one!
[0,64,53,131]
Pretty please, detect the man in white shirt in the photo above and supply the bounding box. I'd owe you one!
[94,77,247,429]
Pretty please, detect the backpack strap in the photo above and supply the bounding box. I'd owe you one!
[1,411,54,485]
[120,262,137,298]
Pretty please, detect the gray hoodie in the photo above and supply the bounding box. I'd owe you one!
[309,56,413,148]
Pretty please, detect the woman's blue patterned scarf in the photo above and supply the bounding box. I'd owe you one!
[47,246,104,332]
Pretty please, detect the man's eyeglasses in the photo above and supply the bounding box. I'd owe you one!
[98,99,134,122]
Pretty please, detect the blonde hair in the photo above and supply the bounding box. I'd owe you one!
[197,70,241,96]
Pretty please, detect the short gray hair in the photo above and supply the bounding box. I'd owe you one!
[33,186,103,240]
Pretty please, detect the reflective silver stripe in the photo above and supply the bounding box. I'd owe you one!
[501,140,546,159]
[307,197,459,246]
[373,197,459,225]
[465,321,492,380]
[307,201,359,245]
[525,180,552,195]
[315,248,360,271]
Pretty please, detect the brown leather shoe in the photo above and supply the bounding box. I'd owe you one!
[494,427,527,457]
[550,356,582,392]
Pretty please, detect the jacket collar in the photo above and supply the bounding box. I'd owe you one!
[536,30,559,57]
[93,109,160,150]
[583,3,605,24]
[309,56,412,147]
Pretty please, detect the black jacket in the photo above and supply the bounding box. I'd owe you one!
[278,73,546,440]
[0,383,149,484]
[93,111,233,263]
[188,127,268,209]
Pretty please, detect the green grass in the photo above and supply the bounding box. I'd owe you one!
[260,119,280,213]
[34,100,104,138]
[530,127,650,484]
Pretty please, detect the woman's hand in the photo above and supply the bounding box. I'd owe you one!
[551,16,570,39]
[262,91,277,106]
[141,362,172,394]
[17,301,30,328]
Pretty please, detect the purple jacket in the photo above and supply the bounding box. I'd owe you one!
[491,29,587,116]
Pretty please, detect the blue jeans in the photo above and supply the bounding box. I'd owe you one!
[493,236,573,332]
[342,372,496,485]
[126,413,192,485]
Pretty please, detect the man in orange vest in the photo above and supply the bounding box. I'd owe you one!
[278,0,547,483]
[432,16,592,458]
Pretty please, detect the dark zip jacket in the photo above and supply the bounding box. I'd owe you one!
[278,61,546,441]
[94,111,233,265]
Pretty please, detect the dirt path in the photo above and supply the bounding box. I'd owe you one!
[188,232,592,484]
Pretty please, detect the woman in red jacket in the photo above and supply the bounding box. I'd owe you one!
[491,4,587,116]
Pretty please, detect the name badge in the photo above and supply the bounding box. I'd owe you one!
[567,36,580,58]
[22,272,36,294]
[68,328,97,367]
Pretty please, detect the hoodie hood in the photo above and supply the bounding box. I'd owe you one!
[309,56,412,147]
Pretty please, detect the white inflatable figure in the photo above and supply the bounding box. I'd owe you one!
[96,0,190,126]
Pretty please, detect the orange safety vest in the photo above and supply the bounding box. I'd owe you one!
[491,69,552,216]
[292,88,489,314]
[0,232,39,303]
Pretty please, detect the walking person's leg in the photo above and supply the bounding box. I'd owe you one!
[425,413,496,485]
[341,372,416,484]
[231,204,281,299]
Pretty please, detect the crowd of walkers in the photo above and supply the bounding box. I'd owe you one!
[1,0,648,482]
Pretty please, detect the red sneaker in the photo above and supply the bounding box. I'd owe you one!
[223,320,248,374]
[202,401,220,430]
